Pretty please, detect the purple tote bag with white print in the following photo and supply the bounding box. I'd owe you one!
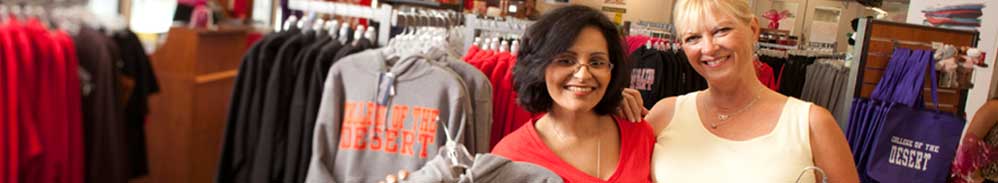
[866,49,966,183]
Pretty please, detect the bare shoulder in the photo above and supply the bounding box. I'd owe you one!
[808,104,839,131]
[646,96,678,136]
[984,100,998,110]
[807,104,838,133]
[806,102,860,182]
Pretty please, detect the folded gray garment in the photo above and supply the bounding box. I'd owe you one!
[404,154,563,183]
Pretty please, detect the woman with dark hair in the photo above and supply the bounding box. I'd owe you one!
[489,5,654,182]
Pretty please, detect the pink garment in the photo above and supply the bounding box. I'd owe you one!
[178,0,207,6]
[626,35,652,55]
[189,5,213,28]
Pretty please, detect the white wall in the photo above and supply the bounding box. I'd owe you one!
[88,0,119,19]
[751,0,867,52]
[129,0,178,34]
[799,0,865,52]
[907,0,997,118]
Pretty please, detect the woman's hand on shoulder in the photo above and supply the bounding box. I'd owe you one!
[617,88,649,122]
[616,88,675,135]
[808,106,860,183]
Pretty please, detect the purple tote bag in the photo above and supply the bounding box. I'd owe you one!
[866,49,966,183]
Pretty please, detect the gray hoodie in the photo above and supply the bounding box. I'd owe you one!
[404,154,563,183]
[424,49,493,154]
[306,49,472,183]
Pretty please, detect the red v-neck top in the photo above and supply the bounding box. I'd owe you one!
[492,115,654,183]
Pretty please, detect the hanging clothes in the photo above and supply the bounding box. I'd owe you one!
[2,18,44,183]
[217,25,379,182]
[1,13,156,183]
[305,50,473,182]
[778,54,816,98]
[218,21,488,182]
[799,59,850,122]
[110,29,160,178]
[754,59,778,91]
[463,45,534,149]
[424,49,494,156]
[282,31,331,183]
[629,47,667,109]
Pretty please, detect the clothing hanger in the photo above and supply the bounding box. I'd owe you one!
[311,18,326,36]
[438,118,475,182]
[353,24,365,43]
[490,37,500,52]
[326,19,340,39]
[481,36,491,51]
[10,3,22,21]
[283,15,299,32]
[364,26,376,42]
[498,39,508,53]
[0,4,7,24]
[337,22,349,43]
[297,13,312,32]
[511,40,520,56]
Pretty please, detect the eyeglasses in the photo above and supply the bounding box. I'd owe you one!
[551,58,614,73]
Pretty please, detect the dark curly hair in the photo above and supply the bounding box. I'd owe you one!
[513,5,630,115]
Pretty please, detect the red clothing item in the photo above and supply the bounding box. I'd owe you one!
[754,59,778,91]
[925,16,981,26]
[48,29,74,183]
[463,45,480,62]
[12,19,43,160]
[1,18,43,183]
[54,30,85,183]
[230,0,248,18]
[504,58,535,139]
[476,51,500,81]
[925,9,983,18]
[488,53,512,147]
[23,19,63,183]
[473,50,495,64]
[492,116,655,183]
[0,22,10,183]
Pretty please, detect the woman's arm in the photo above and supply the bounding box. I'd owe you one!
[618,88,649,122]
[616,88,673,135]
[967,101,998,141]
[644,97,677,136]
[963,101,998,183]
[808,106,860,183]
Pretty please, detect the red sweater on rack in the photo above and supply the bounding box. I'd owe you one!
[55,30,86,183]
[0,19,11,183]
[489,52,512,147]
[22,19,62,183]
[2,18,45,183]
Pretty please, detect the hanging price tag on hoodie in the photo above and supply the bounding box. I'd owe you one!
[376,72,396,105]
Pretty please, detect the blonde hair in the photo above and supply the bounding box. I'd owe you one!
[673,0,755,39]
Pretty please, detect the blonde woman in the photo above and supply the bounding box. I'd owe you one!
[623,0,860,182]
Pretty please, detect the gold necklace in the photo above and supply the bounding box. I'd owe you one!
[705,90,761,129]
[549,119,602,178]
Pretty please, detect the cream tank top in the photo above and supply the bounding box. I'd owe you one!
[652,91,816,182]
